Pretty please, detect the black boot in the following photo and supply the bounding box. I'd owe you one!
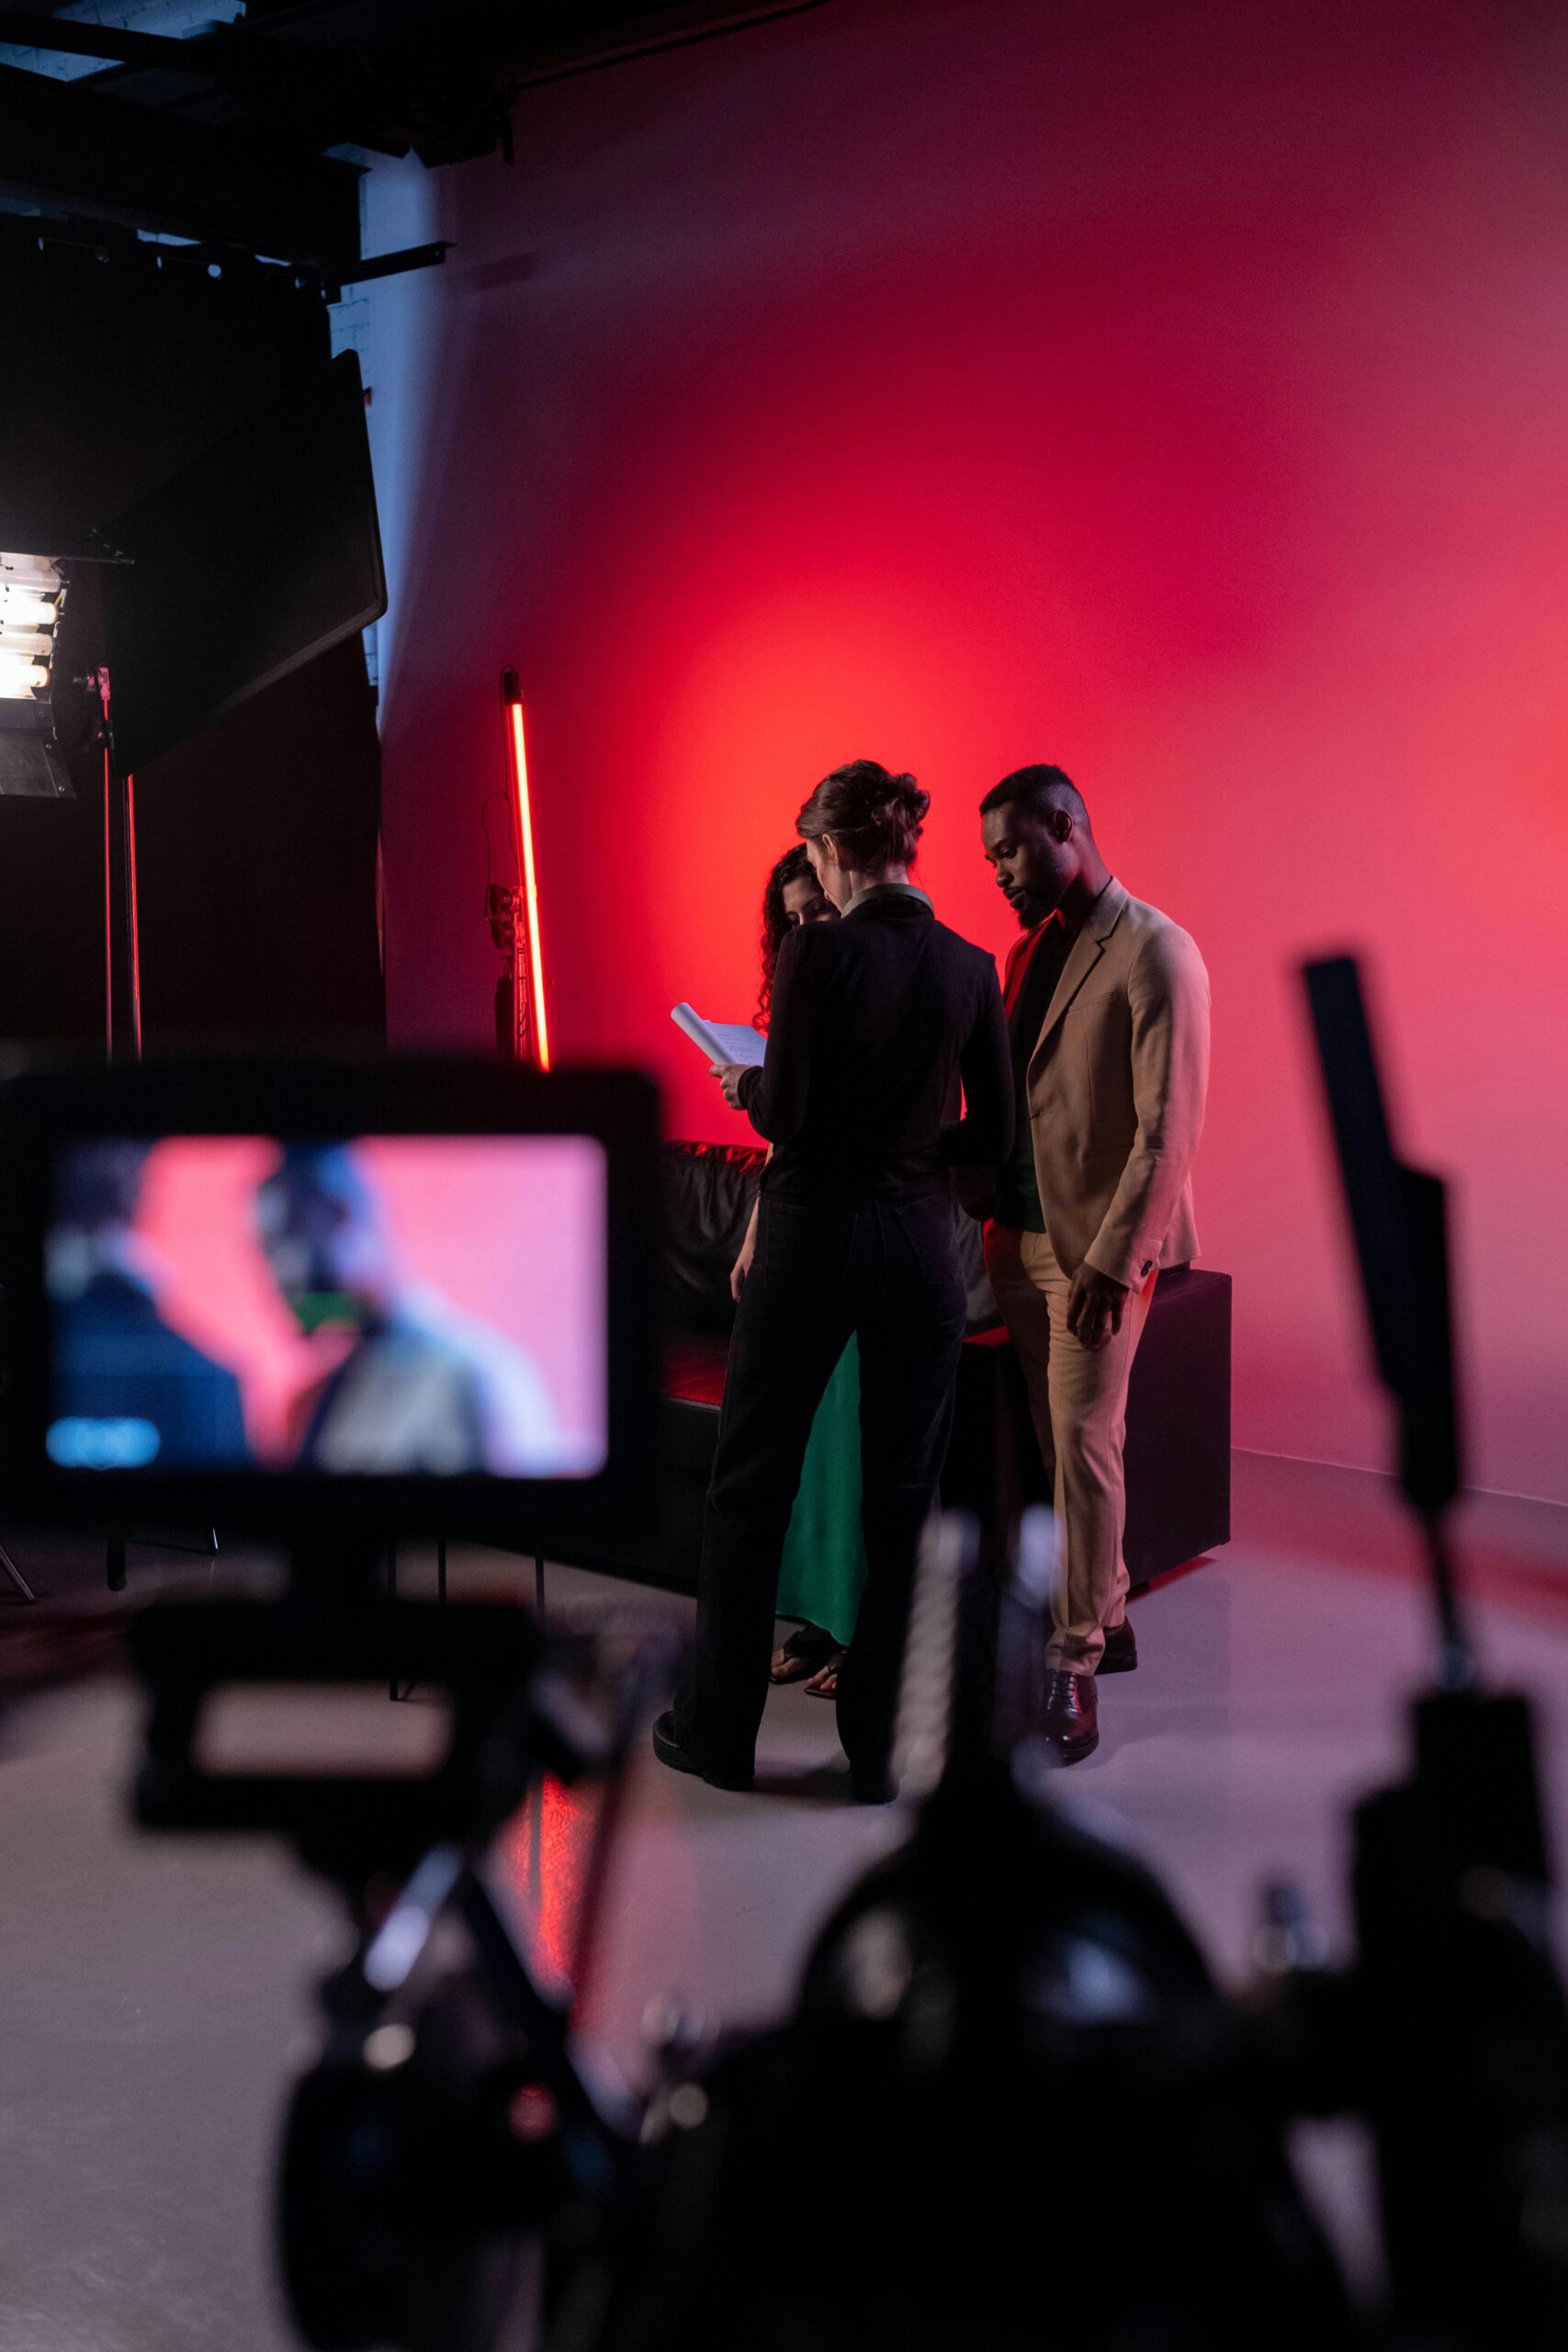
[651,1710,754,1792]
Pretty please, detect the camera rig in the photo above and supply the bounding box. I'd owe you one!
[3,967,1564,2351]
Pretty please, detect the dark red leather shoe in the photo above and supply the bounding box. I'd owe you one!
[651,1710,754,1792]
[1040,1668,1099,1764]
[1097,1620,1138,1675]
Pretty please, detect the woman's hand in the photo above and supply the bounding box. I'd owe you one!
[731,1200,761,1299]
[710,1061,749,1109]
[951,1163,999,1222]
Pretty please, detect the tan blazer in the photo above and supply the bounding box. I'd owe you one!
[1003,879,1210,1286]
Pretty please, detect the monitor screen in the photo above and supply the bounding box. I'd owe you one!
[45,1134,608,1483]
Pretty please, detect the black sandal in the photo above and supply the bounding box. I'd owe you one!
[770,1623,838,1684]
[804,1647,846,1700]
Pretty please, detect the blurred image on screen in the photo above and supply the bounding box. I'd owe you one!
[46,1136,607,1478]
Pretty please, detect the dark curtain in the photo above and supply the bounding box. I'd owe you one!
[0,224,383,1049]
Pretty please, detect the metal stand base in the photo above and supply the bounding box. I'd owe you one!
[389,1538,453,1701]
[104,1528,220,1592]
[1,1543,37,1603]
[388,1542,544,1699]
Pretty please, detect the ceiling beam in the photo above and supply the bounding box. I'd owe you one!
[500,0,836,88]
[0,10,425,156]
[0,59,362,266]
[0,11,213,73]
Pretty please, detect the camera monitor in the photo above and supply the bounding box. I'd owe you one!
[1,1059,660,1549]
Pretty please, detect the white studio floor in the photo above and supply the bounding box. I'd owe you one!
[2,1449,1566,2351]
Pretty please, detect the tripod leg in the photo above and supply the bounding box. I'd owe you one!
[535,1553,547,1617]
[0,1544,37,1603]
[437,1536,447,1604]
[107,1535,127,1593]
[388,1544,400,1700]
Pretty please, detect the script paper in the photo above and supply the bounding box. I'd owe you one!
[670,1003,766,1068]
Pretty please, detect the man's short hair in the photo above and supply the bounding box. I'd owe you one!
[979,764,1090,829]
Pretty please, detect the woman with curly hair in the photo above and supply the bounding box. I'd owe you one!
[756,843,834,1031]
[733,845,863,1701]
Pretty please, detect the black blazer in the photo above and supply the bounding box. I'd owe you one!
[737,888,1012,1204]
[55,1271,249,1466]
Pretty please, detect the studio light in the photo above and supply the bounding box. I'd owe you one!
[0,591,62,633]
[0,553,64,689]
[0,554,72,799]
[0,652,50,696]
[500,667,551,1071]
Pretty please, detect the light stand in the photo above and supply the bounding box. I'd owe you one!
[1299,954,1568,2341]
[0,554,76,1602]
[95,664,143,1066]
[477,671,555,1617]
[94,667,220,1591]
[5,356,385,1597]
[0,1545,37,1602]
[1303,957,1468,1679]
[90,664,145,1593]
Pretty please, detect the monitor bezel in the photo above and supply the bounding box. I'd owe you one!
[1,1056,660,1551]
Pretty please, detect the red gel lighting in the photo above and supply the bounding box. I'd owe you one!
[503,682,551,1070]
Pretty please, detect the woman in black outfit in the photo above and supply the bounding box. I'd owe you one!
[654,760,1012,1801]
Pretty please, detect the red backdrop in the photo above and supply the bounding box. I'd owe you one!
[364,0,1568,1501]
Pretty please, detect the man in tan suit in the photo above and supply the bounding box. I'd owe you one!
[974,765,1210,1763]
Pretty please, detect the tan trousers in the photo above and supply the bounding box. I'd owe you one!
[984,1224,1156,1675]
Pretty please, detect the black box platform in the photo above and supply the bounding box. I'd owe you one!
[551,1142,1231,1596]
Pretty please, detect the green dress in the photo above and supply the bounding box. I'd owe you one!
[774,1337,866,1649]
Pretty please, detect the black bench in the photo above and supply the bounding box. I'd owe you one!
[548,1140,1230,1596]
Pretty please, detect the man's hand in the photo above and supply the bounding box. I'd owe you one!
[1066,1261,1130,1352]
[710,1062,748,1109]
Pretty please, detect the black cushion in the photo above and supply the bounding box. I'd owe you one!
[662,1137,999,1340]
[663,1140,764,1331]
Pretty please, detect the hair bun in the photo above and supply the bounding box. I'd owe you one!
[882,775,930,824]
[795,758,929,869]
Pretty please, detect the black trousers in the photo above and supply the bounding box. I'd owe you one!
[674,1191,967,1785]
